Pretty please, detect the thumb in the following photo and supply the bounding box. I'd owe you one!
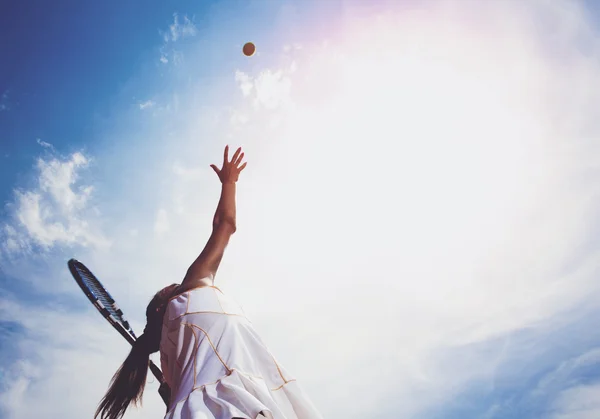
[210,164,220,174]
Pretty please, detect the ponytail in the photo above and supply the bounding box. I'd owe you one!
[94,336,150,419]
[95,291,168,419]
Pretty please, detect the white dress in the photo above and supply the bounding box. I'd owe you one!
[160,286,323,419]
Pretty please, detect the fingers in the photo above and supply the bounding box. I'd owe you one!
[234,152,245,167]
[238,162,247,172]
[231,147,242,165]
[221,145,246,172]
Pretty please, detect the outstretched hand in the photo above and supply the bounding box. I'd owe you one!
[210,145,247,184]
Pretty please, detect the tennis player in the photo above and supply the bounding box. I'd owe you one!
[94,146,323,419]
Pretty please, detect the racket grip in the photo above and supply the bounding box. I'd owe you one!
[158,382,171,410]
[148,361,170,408]
[148,361,163,381]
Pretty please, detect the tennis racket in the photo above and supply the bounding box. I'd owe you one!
[68,258,170,408]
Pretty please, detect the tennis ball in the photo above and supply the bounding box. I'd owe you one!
[243,42,256,57]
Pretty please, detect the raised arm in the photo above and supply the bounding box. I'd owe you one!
[180,145,247,289]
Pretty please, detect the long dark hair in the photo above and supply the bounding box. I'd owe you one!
[94,288,172,419]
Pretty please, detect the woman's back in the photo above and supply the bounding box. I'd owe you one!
[160,286,323,419]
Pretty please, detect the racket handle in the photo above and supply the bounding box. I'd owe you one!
[158,382,171,410]
[148,361,163,381]
[148,361,170,408]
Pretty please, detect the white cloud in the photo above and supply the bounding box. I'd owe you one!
[552,384,600,419]
[1,152,108,255]
[0,298,166,419]
[235,69,292,109]
[2,224,29,254]
[165,13,197,42]
[172,50,185,66]
[253,70,292,110]
[533,348,600,418]
[37,152,92,213]
[533,348,600,396]
[235,71,253,96]
[139,100,155,110]
[0,360,41,416]
[159,13,197,65]
[474,345,600,418]
[35,138,53,149]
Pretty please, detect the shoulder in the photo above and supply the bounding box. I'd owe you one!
[164,283,226,321]
[176,275,214,295]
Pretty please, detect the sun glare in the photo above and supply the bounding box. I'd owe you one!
[263,15,551,285]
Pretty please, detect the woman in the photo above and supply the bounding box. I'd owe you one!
[94,146,323,419]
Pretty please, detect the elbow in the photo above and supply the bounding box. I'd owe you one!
[214,215,236,234]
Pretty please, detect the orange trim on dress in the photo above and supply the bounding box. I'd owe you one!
[182,322,232,374]
[271,379,297,391]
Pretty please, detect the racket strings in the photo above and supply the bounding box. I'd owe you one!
[77,267,126,323]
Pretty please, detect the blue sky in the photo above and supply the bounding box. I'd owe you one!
[2,1,600,418]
